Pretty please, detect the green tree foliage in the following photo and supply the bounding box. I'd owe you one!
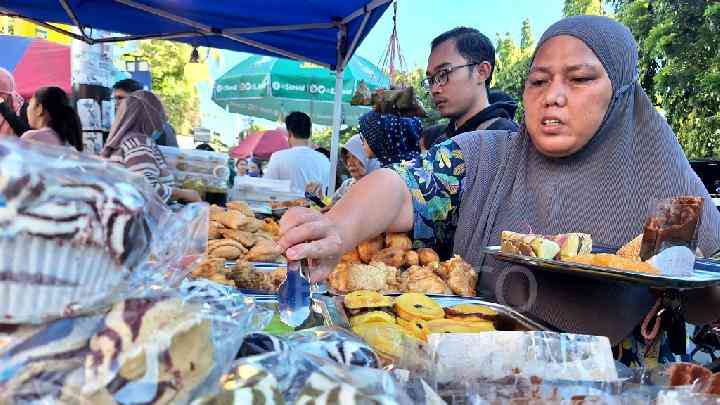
[611,0,720,158]
[492,18,535,121]
[395,67,444,127]
[563,0,605,16]
[134,40,201,135]
[311,126,356,151]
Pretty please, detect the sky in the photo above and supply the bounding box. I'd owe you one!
[200,0,570,146]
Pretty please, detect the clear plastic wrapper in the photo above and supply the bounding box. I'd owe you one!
[0,281,273,404]
[427,332,619,385]
[657,390,720,405]
[216,350,416,404]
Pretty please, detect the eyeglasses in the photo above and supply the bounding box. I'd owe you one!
[422,63,479,90]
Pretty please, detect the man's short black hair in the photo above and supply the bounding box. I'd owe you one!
[113,78,142,93]
[285,111,311,139]
[431,27,496,87]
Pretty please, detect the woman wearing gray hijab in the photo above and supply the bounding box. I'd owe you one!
[278,16,720,349]
[332,134,381,203]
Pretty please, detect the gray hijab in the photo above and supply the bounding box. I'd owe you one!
[452,16,720,344]
[342,134,380,174]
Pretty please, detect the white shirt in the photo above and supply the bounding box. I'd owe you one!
[264,146,330,194]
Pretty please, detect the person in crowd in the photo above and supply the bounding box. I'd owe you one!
[488,88,519,121]
[235,158,248,176]
[103,90,198,203]
[112,79,178,147]
[22,86,83,151]
[315,147,331,160]
[420,123,447,153]
[247,157,263,177]
[278,16,720,357]
[264,111,330,194]
[0,67,30,136]
[359,110,421,166]
[424,27,519,148]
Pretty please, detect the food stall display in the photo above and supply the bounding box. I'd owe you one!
[159,146,230,197]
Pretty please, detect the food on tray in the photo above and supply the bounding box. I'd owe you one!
[371,247,406,268]
[328,234,476,296]
[501,231,592,260]
[351,321,413,359]
[350,311,396,327]
[668,362,714,388]
[344,290,394,314]
[246,239,285,262]
[357,235,385,263]
[563,253,660,274]
[617,234,643,260]
[640,196,704,261]
[395,293,445,321]
[226,200,254,217]
[445,303,499,322]
[270,198,307,210]
[208,239,248,260]
[425,318,495,334]
[385,232,413,250]
[228,261,287,292]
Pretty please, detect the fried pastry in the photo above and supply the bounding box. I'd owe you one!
[357,235,384,263]
[208,220,224,240]
[217,209,251,230]
[404,250,420,267]
[209,204,226,222]
[399,265,451,295]
[340,248,362,264]
[192,258,225,278]
[226,200,254,217]
[425,318,495,334]
[565,253,660,274]
[396,317,428,341]
[219,228,257,248]
[350,311,396,327]
[371,247,406,268]
[417,248,440,266]
[240,217,265,233]
[261,218,281,238]
[347,263,399,292]
[328,263,351,293]
[439,255,477,297]
[617,234,643,260]
[208,239,247,259]
[246,239,283,262]
[351,322,412,359]
[228,261,281,291]
[445,304,498,321]
[385,233,413,251]
[344,290,394,311]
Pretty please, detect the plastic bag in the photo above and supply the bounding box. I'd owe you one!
[427,332,619,385]
[216,350,415,404]
[371,87,428,118]
[0,138,209,323]
[0,281,272,405]
[657,390,720,405]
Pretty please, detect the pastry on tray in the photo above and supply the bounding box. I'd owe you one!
[564,253,660,274]
[501,231,592,260]
[395,293,445,322]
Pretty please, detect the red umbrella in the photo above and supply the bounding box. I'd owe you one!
[230,128,289,160]
[0,36,71,99]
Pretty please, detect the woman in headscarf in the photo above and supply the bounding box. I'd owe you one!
[332,134,380,203]
[0,67,30,136]
[278,16,720,356]
[359,110,422,166]
[103,90,198,203]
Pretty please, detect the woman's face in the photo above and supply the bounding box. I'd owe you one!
[247,161,260,175]
[26,96,44,129]
[344,152,367,180]
[523,35,613,158]
[236,159,248,176]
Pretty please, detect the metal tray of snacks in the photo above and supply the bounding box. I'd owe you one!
[317,294,554,332]
[483,246,720,289]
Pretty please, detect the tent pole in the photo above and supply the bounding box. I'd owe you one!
[329,68,343,193]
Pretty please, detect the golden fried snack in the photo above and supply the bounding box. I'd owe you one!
[404,250,419,267]
[192,258,225,278]
[440,256,477,297]
[328,263,351,293]
[350,311,396,327]
[344,290,394,310]
[268,268,287,290]
[209,204,226,222]
[240,217,265,233]
[217,210,251,230]
[261,218,281,238]
[254,231,275,242]
[219,228,257,248]
[208,239,247,260]
[208,220,224,240]
[425,318,495,334]
[617,234,643,261]
[445,304,498,321]
[371,247,406,268]
[565,253,659,274]
[340,248,362,264]
[226,201,254,217]
[417,248,440,266]
[396,318,428,341]
[357,235,384,263]
[246,239,284,262]
[399,265,451,294]
[228,261,274,291]
[395,293,445,321]
[347,263,399,292]
[385,233,413,251]
[351,322,414,359]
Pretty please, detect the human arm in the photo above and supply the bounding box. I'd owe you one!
[121,140,173,202]
[171,188,201,203]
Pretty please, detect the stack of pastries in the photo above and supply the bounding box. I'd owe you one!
[329,233,477,296]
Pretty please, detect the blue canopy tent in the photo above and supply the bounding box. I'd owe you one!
[0,0,392,190]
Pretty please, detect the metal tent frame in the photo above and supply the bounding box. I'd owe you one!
[0,0,393,190]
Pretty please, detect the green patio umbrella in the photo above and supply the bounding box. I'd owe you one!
[212,54,389,126]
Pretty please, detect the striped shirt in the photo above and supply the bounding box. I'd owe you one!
[106,134,174,202]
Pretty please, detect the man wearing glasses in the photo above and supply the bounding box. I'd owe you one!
[423,27,519,148]
[111,78,178,147]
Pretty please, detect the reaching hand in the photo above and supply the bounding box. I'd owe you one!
[278,207,343,282]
